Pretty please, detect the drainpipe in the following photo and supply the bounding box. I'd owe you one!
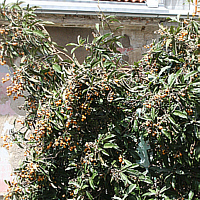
[195,0,197,14]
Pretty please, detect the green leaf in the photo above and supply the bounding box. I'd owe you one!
[142,190,156,197]
[41,21,55,25]
[133,120,138,132]
[126,184,136,194]
[140,176,153,184]
[168,73,175,86]
[29,77,40,83]
[121,163,132,171]
[172,176,176,189]
[161,129,171,140]
[188,190,194,200]
[166,39,172,51]
[175,68,182,78]
[120,172,132,184]
[86,191,93,200]
[151,107,155,120]
[93,33,113,44]
[53,64,61,73]
[74,188,78,195]
[103,134,116,141]
[89,178,95,190]
[122,194,128,200]
[160,186,170,194]
[159,65,171,77]
[184,70,198,81]
[112,197,122,200]
[96,23,100,32]
[168,116,176,125]
[175,169,185,175]
[55,111,64,121]
[71,46,79,54]
[123,159,132,166]
[116,41,123,48]
[82,185,89,189]
[193,21,198,33]
[173,110,187,119]
[66,43,78,46]
[69,181,81,188]
[33,30,46,38]
[168,69,182,88]
[101,150,109,156]
[103,143,119,149]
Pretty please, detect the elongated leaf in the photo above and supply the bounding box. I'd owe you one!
[71,46,79,54]
[126,184,136,194]
[172,176,176,188]
[53,64,61,73]
[173,110,187,119]
[55,111,64,121]
[93,33,113,44]
[133,120,138,132]
[168,74,175,86]
[116,41,123,48]
[184,71,198,81]
[188,190,194,200]
[142,190,156,197]
[168,116,176,125]
[166,39,172,51]
[168,69,182,88]
[82,185,89,189]
[175,169,184,175]
[151,107,155,120]
[103,143,119,149]
[160,186,170,194]
[120,172,132,184]
[112,197,122,200]
[161,129,171,140]
[89,178,95,190]
[103,134,116,141]
[69,181,81,188]
[86,191,93,200]
[66,43,78,46]
[29,77,40,83]
[96,23,99,32]
[193,21,198,33]
[41,21,55,25]
[159,65,171,77]
[101,150,109,156]
[33,30,46,38]
[121,163,132,171]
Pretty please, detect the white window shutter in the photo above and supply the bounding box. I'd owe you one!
[147,0,159,8]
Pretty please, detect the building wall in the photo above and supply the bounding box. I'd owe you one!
[165,0,190,10]
[46,25,159,64]
[0,14,167,196]
[44,15,163,63]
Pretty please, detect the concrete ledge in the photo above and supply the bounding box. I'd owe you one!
[0,0,194,17]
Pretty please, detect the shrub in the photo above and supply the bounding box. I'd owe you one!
[0,1,199,200]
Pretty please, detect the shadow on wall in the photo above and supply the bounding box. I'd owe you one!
[46,27,94,63]
[118,34,133,62]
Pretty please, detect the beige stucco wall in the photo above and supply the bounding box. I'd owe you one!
[44,15,162,64]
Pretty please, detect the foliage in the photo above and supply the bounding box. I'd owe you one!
[0,1,200,200]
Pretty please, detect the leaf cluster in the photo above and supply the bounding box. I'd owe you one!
[0,2,200,200]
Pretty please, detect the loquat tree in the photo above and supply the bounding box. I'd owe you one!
[0,1,200,200]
